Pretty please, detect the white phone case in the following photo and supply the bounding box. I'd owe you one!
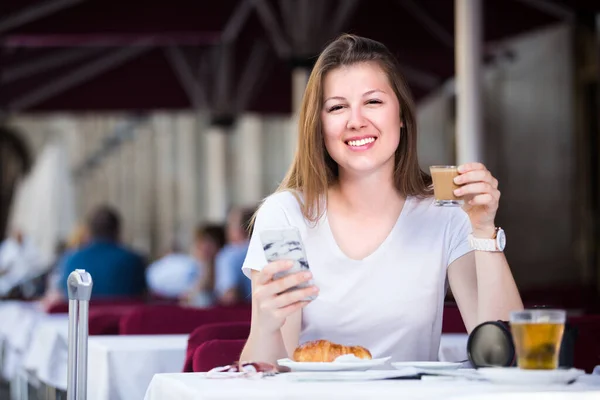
[259,227,317,300]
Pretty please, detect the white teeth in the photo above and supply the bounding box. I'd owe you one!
[347,137,375,147]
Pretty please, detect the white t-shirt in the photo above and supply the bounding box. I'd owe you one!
[0,237,43,296]
[241,190,473,362]
[146,253,200,298]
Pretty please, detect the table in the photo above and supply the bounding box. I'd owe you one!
[22,314,69,390]
[0,302,189,400]
[88,334,188,400]
[144,372,600,400]
[0,301,43,380]
[439,333,468,362]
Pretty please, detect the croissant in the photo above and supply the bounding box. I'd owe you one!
[293,340,372,362]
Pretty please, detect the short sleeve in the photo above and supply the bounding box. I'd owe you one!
[241,194,292,279]
[447,210,473,266]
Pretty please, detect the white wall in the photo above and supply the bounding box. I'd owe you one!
[416,91,455,168]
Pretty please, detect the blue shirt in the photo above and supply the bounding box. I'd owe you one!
[214,242,251,302]
[59,241,146,299]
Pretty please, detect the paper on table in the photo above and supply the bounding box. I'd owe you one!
[205,362,278,379]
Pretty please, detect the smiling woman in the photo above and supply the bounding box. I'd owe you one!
[287,34,432,224]
[239,34,522,368]
[321,63,401,177]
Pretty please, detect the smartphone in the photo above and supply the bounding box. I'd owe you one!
[259,226,317,301]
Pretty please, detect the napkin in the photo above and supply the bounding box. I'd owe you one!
[206,361,277,379]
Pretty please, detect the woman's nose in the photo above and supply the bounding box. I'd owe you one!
[346,107,367,130]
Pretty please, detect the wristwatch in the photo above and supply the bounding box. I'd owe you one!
[468,227,506,252]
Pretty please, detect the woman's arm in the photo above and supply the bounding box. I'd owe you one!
[238,193,316,364]
[448,249,523,333]
[447,162,524,332]
[239,269,307,365]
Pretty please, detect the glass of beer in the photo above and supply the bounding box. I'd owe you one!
[509,309,566,370]
[430,166,464,207]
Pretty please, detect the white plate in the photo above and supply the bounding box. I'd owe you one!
[284,370,418,381]
[476,367,585,385]
[392,361,463,371]
[277,357,391,372]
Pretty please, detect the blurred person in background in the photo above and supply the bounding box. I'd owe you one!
[213,206,256,305]
[179,223,226,307]
[57,205,146,300]
[40,224,88,307]
[0,228,43,298]
[146,240,199,300]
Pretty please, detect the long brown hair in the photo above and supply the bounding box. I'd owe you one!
[278,34,432,223]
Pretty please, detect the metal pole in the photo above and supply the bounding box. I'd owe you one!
[8,45,153,112]
[67,269,93,400]
[455,0,483,164]
[67,298,78,397]
[0,0,84,34]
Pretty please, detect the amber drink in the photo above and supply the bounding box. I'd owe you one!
[510,309,566,370]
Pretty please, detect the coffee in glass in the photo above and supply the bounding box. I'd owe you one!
[430,165,463,207]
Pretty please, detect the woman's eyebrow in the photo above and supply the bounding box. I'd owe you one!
[324,89,385,102]
[363,89,385,96]
[324,95,346,102]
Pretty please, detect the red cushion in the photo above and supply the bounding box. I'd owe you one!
[119,305,251,335]
[45,297,145,314]
[568,315,600,373]
[192,339,247,372]
[442,303,467,333]
[87,306,139,335]
[183,321,251,372]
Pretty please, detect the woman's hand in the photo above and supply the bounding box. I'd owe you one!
[453,162,501,237]
[253,260,318,333]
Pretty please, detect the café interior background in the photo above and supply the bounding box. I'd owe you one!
[0,0,599,296]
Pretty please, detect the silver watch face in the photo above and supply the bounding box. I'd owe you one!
[496,229,506,251]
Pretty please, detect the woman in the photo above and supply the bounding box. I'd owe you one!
[240,34,523,364]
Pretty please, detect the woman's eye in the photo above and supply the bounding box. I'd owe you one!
[366,99,382,105]
[327,105,344,112]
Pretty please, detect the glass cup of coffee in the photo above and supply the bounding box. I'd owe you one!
[430,165,463,207]
[509,309,566,370]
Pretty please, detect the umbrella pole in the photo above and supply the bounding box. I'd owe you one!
[455,0,484,165]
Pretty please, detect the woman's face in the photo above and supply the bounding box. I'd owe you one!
[321,62,401,178]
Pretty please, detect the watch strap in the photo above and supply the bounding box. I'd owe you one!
[468,233,500,252]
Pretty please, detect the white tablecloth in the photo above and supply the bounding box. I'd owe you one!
[0,300,44,380]
[439,333,468,362]
[144,372,600,400]
[22,314,69,389]
[88,335,188,400]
